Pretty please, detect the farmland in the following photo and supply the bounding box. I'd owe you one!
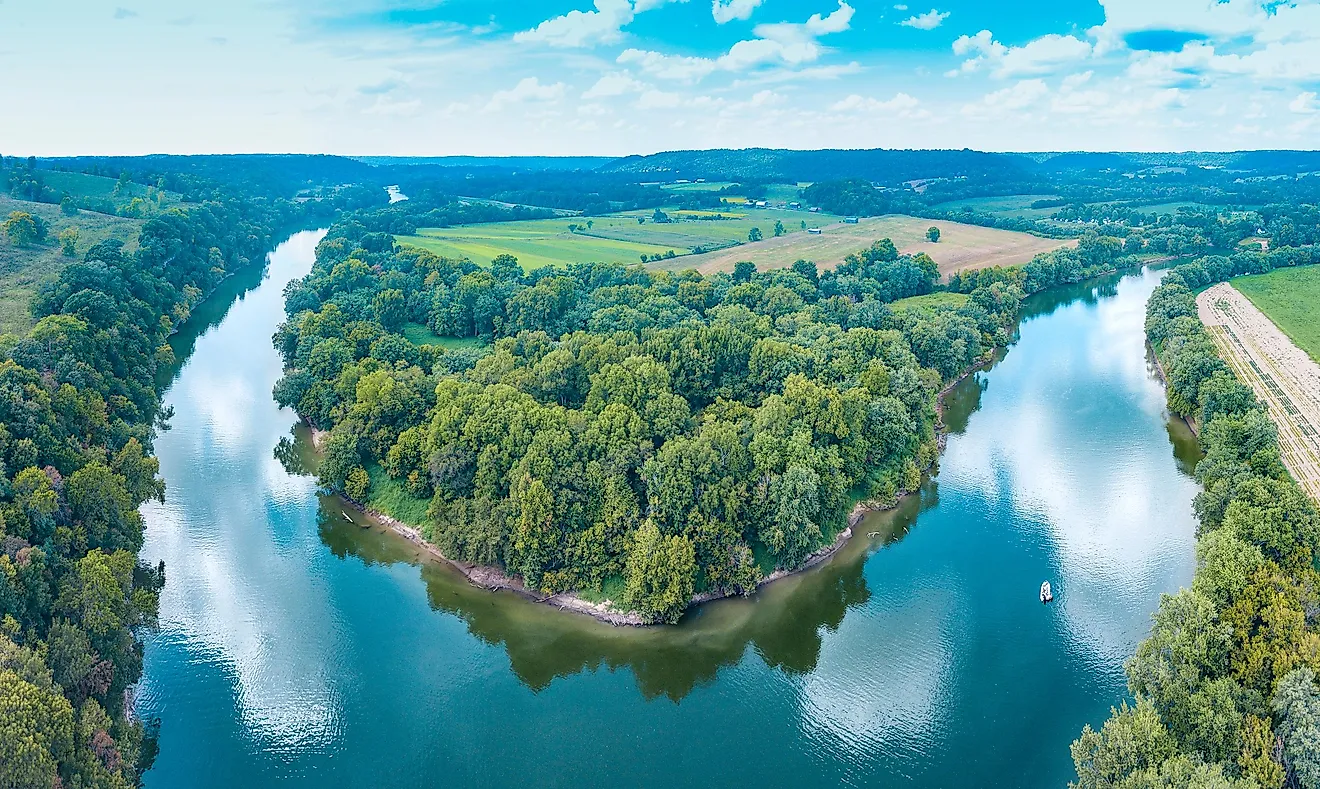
[1199,282,1320,504]
[651,214,1074,277]
[0,195,142,334]
[396,205,831,270]
[932,194,1063,220]
[1231,265,1320,361]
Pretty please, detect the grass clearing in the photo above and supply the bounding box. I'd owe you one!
[1231,265,1320,361]
[932,194,1063,220]
[365,464,430,527]
[652,214,1074,279]
[400,322,484,350]
[0,195,142,335]
[891,292,970,312]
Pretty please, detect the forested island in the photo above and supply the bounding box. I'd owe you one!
[3,149,1320,787]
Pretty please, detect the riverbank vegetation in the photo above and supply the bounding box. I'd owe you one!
[273,211,1032,624]
[1071,246,1320,789]
[0,164,307,786]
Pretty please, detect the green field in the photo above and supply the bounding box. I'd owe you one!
[1232,265,1320,361]
[932,194,1063,220]
[0,195,143,335]
[397,206,831,271]
[890,292,970,312]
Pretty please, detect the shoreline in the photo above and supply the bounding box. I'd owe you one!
[328,348,998,628]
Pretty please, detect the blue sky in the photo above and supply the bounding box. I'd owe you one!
[4,1,1319,155]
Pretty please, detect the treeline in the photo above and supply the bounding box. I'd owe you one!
[389,169,670,216]
[332,192,556,236]
[272,221,1024,623]
[1070,253,1320,788]
[801,179,920,217]
[0,193,302,786]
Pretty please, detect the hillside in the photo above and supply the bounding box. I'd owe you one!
[0,195,142,334]
[600,148,1033,185]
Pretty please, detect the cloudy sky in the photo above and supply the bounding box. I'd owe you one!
[4,0,1320,155]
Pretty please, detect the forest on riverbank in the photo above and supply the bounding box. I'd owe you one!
[0,159,322,787]
[1071,247,1320,788]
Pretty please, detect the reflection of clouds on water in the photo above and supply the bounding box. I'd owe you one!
[141,231,347,760]
[795,585,957,771]
[939,271,1197,669]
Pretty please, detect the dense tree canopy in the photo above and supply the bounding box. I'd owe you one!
[274,215,1025,623]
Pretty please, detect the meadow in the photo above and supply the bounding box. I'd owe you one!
[651,214,1073,278]
[396,205,831,270]
[0,195,142,334]
[1231,265,1320,361]
[931,194,1063,220]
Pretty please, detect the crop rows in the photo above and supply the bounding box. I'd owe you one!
[1198,283,1320,503]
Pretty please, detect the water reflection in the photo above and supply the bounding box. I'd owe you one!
[315,486,940,701]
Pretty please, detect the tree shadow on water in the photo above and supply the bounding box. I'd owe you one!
[316,488,933,703]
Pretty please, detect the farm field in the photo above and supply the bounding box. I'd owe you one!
[1199,282,1320,504]
[651,214,1074,277]
[396,206,831,270]
[1229,265,1320,361]
[932,194,1063,220]
[890,292,969,312]
[0,195,142,334]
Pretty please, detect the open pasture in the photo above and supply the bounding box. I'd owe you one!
[0,195,142,334]
[932,194,1063,220]
[651,214,1074,278]
[397,205,831,270]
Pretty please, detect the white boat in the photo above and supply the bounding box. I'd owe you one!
[1040,581,1054,603]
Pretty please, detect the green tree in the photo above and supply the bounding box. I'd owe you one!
[344,467,370,501]
[733,260,756,282]
[926,226,941,242]
[2,211,42,246]
[1070,698,1176,789]
[373,288,407,330]
[58,226,79,257]
[0,668,75,789]
[749,227,763,242]
[622,521,695,624]
[60,195,78,216]
[1273,667,1320,788]
[773,220,785,237]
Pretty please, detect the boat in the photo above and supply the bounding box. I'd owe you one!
[1040,581,1054,603]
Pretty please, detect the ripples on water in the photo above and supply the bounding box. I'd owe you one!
[138,244,1199,788]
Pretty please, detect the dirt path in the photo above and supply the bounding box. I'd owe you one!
[1198,283,1320,504]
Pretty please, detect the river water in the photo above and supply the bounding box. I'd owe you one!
[136,231,1201,788]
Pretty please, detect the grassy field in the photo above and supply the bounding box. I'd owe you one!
[0,195,142,335]
[396,206,831,271]
[651,214,1074,278]
[890,292,970,312]
[1232,265,1320,361]
[932,194,1063,220]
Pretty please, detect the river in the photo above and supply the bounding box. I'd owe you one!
[136,231,1201,787]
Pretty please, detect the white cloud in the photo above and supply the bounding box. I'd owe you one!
[805,2,855,35]
[712,0,763,24]
[620,2,853,81]
[514,0,686,48]
[830,92,922,116]
[637,89,684,109]
[963,78,1050,117]
[583,72,647,98]
[513,0,634,47]
[900,9,949,30]
[952,30,1092,78]
[1061,71,1094,91]
[483,77,566,112]
[618,48,719,81]
[1291,91,1318,114]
